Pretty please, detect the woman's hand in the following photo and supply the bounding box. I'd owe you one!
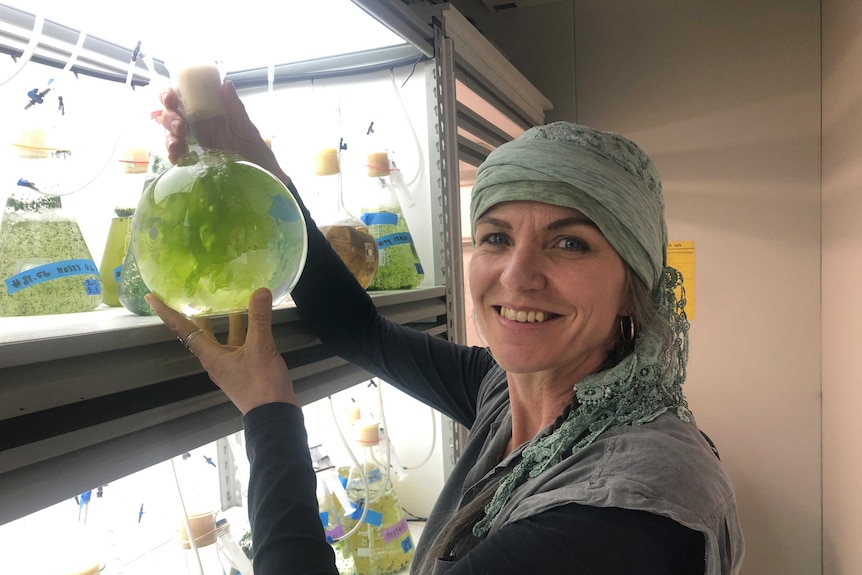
[160,81,290,185]
[145,288,300,415]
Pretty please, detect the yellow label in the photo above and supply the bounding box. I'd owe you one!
[667,241,695,320]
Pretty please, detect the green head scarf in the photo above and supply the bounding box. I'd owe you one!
[470,122,691,536]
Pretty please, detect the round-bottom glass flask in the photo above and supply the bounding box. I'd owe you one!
[131,149,307,317]
[314,147,378,289]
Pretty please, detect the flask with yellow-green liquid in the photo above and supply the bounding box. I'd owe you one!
[131,61,307,317]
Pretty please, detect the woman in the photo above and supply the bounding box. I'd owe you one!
[149,82,744,574]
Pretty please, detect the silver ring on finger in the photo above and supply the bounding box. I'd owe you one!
[179,328,206,353]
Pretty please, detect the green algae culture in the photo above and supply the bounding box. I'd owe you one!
[362,205,425,291]
[131,149,307,317]
[100,167,154,308]
[338,463,414,575]
[360,152,423,291]
[360,207,423,291]
[112,143,169,315]
[117,246,154,316]
[0,188,102,316]
[98,212,133,307]
[318,469,358,575]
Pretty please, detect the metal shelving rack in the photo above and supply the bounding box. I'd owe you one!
[0,0,551,526]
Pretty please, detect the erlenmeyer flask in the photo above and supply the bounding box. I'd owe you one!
[360,152,424,291]
[99,170,147,308]
[317,466,358,575]
[0,180,102,316]
[116,110,170,316]
[314,146,378,289]
[339,421,414,575]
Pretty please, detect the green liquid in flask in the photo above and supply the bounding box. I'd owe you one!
[131,150,307,317]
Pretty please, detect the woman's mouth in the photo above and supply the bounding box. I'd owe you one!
[497,306,558,323]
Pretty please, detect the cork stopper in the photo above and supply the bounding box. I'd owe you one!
[177,510,217,549]
[175,63,225,123]
[13,128,50,159]
[119,147,149,174]
[352,419,381,445]
[346,405,361,425]
[315,147,340,176]
[366,151,390,177]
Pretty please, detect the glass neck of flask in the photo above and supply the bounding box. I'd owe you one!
[374,175,400,213]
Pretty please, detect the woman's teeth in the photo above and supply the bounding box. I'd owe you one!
[500,307,547,323]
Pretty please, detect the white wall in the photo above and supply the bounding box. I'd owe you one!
[456,1,823,573]
[577,4,823,574]
[822,0,862,572]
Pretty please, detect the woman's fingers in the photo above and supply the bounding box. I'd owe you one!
[193,316,213,332]
[245,288,275,351]
[160,87,189,163]
[145,294,217,358]
[145,290,298,414]
[227,313,247,347]
[160,86,180,110]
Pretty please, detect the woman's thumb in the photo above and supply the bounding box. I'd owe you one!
[246,288,275,348]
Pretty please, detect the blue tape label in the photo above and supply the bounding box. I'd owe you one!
[361,212,398,226]
[113,264,123,283]
[366,467,383,484]
[376,232,413,250]
[84,279,102,295]
[5,259,99,295]
[349,506,383,527]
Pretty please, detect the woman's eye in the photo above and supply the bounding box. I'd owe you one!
[558,237,589,251]
[479,232,509,246]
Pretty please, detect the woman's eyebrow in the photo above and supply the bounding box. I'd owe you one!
[548,216,598,230]
[476,215,598,230]
[475,216,512,229]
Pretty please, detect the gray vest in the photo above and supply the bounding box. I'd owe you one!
[412,365,745,574]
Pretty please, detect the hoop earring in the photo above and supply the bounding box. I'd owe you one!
[620,316,635,343]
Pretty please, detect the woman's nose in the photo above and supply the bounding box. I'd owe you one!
[498,246,546,292]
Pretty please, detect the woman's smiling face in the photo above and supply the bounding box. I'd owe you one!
[469,200,629,380]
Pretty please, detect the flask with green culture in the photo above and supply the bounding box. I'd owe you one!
[317,466,358,575]
[360,152,423,291]
[118,110,171,316]
[0,180,102,316]
[339,421,414,575]
[131,62,307,317]
[98,164,148,307]
[314,146,378,289]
